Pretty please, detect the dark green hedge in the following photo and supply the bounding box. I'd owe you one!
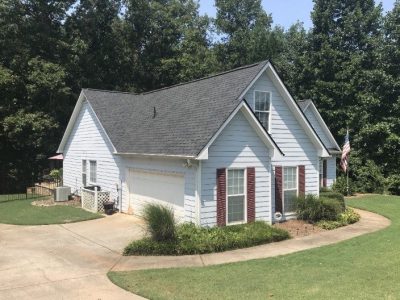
[124,221,290,256]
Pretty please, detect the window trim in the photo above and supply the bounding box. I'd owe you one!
[89,160,97,185]
[253,90,272,133]
[283,166,298,213]
[226,168,247,225]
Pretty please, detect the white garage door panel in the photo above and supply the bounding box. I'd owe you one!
[128,169,185,220]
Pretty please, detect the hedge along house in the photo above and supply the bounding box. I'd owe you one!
[57,61,339,226]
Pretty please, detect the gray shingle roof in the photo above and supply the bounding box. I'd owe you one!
[83,61,269,157]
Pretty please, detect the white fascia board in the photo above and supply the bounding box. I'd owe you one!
[265,64,330,157]
[57,92,85,153]
[196,101,283,160]
[300,100,312,112]
[308,102,341,151]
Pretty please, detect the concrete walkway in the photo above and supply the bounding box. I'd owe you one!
[112,209,390,271]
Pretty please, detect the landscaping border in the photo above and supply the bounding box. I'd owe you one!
[111,208,390,271]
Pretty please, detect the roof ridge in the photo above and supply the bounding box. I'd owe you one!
[142,60,269,95]
[83,88,139,95]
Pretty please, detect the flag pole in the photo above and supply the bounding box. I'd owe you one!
[346,167,349,196]
[346,127,349,196]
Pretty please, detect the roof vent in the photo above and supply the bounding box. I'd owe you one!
[153,106,156,118]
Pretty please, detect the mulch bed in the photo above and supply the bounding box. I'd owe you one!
[273,219,326,238]
[32,197,81,207]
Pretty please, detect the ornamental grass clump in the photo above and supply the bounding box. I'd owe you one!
[142,203,177,242]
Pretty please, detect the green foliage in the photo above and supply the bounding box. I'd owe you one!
[352,160,385,194]
[332,175,355,196]
[49,169,62,181]
[317,208,361,230]
[296,194,344,222]
[387,175,400,195]
[0,0,398,197]
[124,221,290,255]
[142,204,176,242]
[319,191,345,209]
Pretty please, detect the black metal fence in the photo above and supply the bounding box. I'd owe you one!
[0,184,55,203]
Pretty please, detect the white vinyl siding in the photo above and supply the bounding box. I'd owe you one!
[201,110,272,227]
[245,72,320,206]
[227,169,246,224]
[254,91,271,131]
[283,167,297,213]
[63,100,121,201]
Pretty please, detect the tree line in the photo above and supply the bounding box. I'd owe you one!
[0,0,399,194]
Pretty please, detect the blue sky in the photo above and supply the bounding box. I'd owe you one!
[199,0,396,29]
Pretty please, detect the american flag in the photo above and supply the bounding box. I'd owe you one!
[340,130,351,172]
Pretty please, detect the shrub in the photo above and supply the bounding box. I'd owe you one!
[332,175,355,196]
[49,168,62,181]
[353,160,385,194]
[142,204,176,242]
[387,175,400,195]
[320,191,345,209]
[317,208,360,230]
[124,221,290,256]
[296,194,344,223]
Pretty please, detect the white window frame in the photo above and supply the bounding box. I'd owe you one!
[253,90,272,132]
[226,168,247,225]
[283,166,298,213]
[82,160,87,186]
[89,160,97,184]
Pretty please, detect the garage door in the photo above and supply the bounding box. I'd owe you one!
[128,169,185,220]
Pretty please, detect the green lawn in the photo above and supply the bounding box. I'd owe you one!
[0,193,29,202]
[0,196,102,225]
[108,195,399,300]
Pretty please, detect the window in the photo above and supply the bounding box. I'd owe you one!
[254,91,271,131]
[89,160,97,183]
[227,169,246,224]
[283,167,297,212]
[82,160,87,186]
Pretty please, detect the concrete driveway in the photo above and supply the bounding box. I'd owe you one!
[0,214,146,299]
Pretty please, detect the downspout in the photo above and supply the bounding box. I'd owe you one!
[119,179,123,212]
[195,161,202,226]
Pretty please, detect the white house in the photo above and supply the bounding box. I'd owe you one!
[57,61,340,226]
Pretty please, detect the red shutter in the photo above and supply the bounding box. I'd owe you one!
[275,166,283,213]
[298,165,305,196]
[247,167,255,223]
[216,168,226,226]
[323,160,327,188]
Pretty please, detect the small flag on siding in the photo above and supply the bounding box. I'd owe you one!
[340,130,351,172]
